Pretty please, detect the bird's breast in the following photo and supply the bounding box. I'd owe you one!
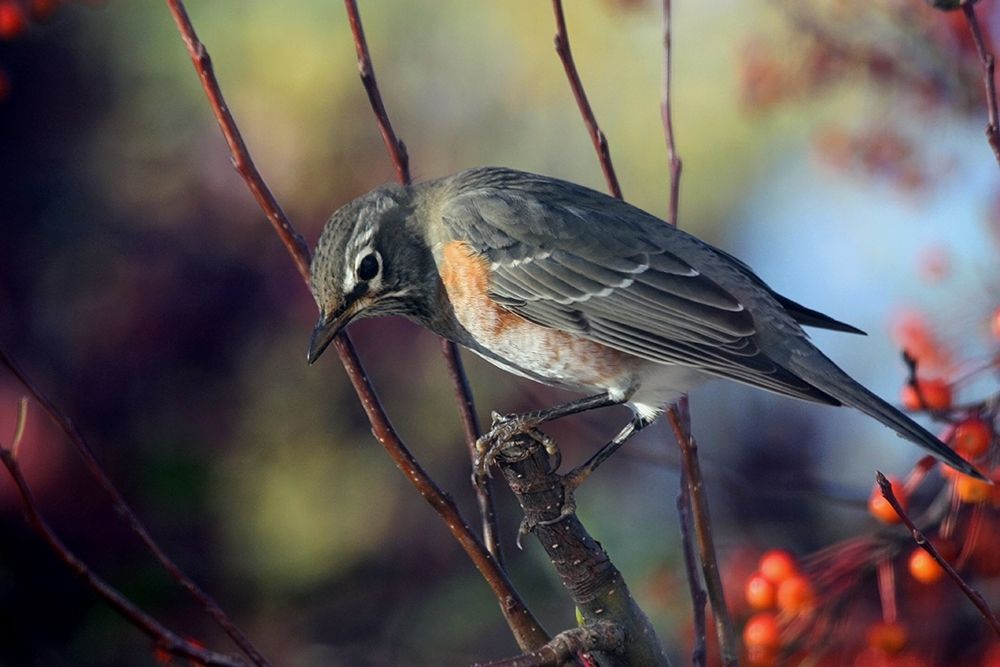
[436,240,640,395]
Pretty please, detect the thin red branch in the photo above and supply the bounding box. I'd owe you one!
[677,466,707,667]
[660,0,682,224]
[332,338,547,649]
[165,0,544,650]
[551,0,622,198]
[961,1,1000,168]
[666,407,738,666]
[877,471,1000,637]
[440,339,505,570]
[343,0,410,185]
[0,347,270,667]
[0,446,248,667]
[341,0,503,570]
[165,0,310,283]
[658,0,737,660]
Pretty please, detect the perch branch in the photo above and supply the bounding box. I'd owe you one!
[493,434,671,667]
[166,0,543,648]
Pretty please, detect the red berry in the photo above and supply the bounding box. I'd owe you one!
[745,572,776,610]
[0,68,8,102]
[776,575,814,614]
[954,418,992,458]
[0,2,26,39]
[901,379,952,412]
[868,477,906,524]
[743,612,781,651]
[907,549,944,584]
[758,549,798,584]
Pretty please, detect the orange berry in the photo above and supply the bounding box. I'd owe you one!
[955,474,991,504]
[991,307,1000,340]
[901,379,952,412]
[776,575,814,614]
[867,620,907,654]
[907,549,944,584]
[745,572,776,610]
[0,2,26,39]
[743,612,781,651]
[758,549,798,584]
[954,418,992,458]
[868,477,906,524]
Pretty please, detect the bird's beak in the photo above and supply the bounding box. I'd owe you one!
[307,308,353,364]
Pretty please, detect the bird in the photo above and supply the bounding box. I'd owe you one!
[306,166,981,481]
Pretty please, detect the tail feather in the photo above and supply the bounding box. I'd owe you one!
[787,353,986,480]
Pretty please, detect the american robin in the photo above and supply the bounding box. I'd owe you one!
[307,166,980,480]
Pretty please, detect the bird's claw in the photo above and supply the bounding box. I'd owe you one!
[474,411,557,478]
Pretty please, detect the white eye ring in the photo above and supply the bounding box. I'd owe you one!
[356,250,382,282]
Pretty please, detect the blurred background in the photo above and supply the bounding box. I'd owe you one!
[1,0,999,665]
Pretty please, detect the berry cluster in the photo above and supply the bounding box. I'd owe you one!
[733,303,1000,665]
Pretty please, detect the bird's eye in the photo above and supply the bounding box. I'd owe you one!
[357,252,380,281]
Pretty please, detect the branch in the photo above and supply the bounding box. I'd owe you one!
[165,0,310,283]
[165,0,545,650]
[960,1,1000,168]
[0,440,248,667]
[341,0,502,570]
[476,622,624,667]
[343,0,409,185]
[493,434,671,667]
[666,408,738,666]
[0,348,270,667]
[660,0,682,224]
[550,0,622,198]
[676,466,707,667]
[876,471,1000,637]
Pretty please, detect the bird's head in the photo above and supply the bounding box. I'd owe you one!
[307,183,434,363]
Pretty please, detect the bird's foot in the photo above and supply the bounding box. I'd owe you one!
[474,411,557,477]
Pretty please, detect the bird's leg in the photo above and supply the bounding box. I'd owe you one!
[475,393,622,475]
[562,414,652,491]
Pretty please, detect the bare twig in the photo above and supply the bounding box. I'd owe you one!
[551,0,622,198]
[677,466,707,667]
[441,339,505,570]
[165,1,544,649]
[876,471,1000,637]
[165,0,310,283]
[0,443,248,667]
[0,348,271,667]
[961,1,1000,167]
[667,407,738,666]
[341,0,502,569]
[660,0,682,225]
[658,1,737,659]
[342,0,410,184]
[333,340,547,650]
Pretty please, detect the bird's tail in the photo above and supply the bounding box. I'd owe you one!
[788,352,986,480]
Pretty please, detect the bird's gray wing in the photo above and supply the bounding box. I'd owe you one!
[438,171,839,405]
